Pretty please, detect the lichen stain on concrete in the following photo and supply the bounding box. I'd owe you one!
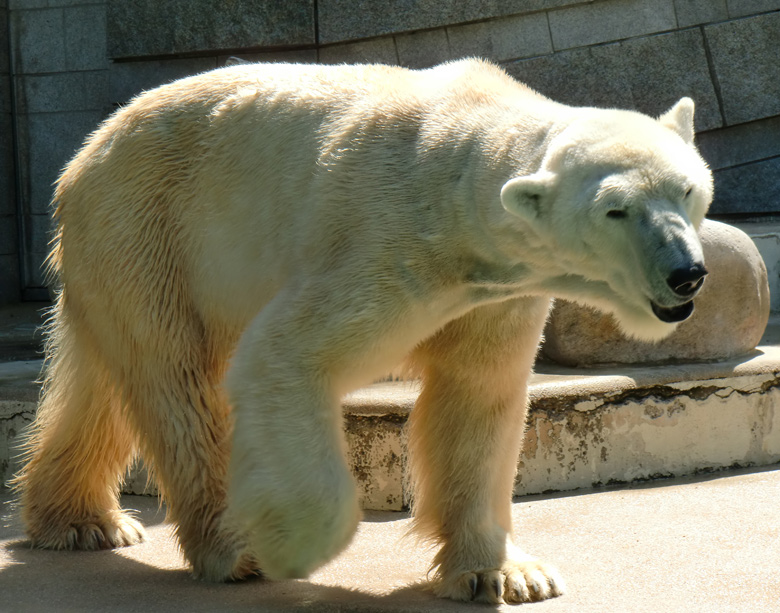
[757,395,780,456]
[536,421,566,465]
[344,414,405,510]
[0,403,35,486]
[642,398,685,425]
[565,409,604,441]
[521,424,539,459]
[572,398,600,413]
[666,399,686,418]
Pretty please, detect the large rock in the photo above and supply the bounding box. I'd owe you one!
[541,219,770,366]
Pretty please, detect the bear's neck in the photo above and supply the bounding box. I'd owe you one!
[413,103,573,290]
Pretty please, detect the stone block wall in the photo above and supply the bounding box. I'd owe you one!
[2,0,780,300]
[1,0,20,302]
[7,0,109,296]
[107,0,316,58]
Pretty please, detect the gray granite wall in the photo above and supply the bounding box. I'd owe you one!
[7,0,109,297]
[1,0,20,302]
[3,0,780,299]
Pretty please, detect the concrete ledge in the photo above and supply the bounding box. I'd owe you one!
[3,347,780,511]
[337,347,780,508]
[523,349,780,493]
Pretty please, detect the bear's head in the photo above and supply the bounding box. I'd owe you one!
[501,98,713,341]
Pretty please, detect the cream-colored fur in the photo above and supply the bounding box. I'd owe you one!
[13,59,712,604]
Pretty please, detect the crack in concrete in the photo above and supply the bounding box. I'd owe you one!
[530,372,780,417]
[0,411,33,424]
[0,410,34,424]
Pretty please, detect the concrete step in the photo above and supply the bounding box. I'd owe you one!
[3,336,780,510]
[344,342,780,508]
[2,467,779,612]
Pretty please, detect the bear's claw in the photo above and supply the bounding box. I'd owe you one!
[437,559,565,605]
[30,510,146,551]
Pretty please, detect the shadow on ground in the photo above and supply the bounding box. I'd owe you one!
[0,540,485,613]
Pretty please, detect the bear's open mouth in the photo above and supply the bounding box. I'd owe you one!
[651,300,694,323]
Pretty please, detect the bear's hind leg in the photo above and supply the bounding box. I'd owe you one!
[13,305,144,551]
[125,355,257,582]
[408,297,564,605]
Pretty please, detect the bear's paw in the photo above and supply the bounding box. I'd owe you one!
[435,558,565,605]
[30,509,146,551]
[240,493,362,580]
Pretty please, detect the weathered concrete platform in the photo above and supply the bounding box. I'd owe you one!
[339,345,780,508]
[2,467,779,612]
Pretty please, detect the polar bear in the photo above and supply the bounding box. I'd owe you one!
[14,59,712,604]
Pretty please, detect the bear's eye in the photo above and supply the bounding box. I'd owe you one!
[606,209,628,219]
[684,187,693,199]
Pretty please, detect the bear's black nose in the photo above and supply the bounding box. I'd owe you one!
[667,264,708,297]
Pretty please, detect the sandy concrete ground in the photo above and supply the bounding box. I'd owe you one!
[2,466,779,612]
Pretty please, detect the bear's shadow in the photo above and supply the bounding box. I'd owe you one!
[0,540,497,612]
[0,496,503,612]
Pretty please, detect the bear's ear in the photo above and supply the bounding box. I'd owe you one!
[659,97,695,145]
[500,172,555,223]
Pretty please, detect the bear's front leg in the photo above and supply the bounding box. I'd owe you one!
[408,297,565,604]
[225,292,367,580]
